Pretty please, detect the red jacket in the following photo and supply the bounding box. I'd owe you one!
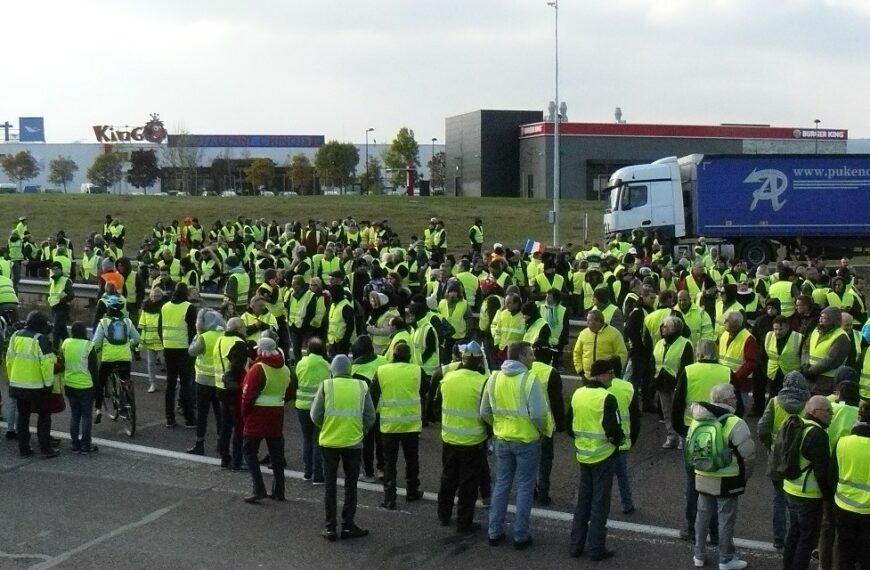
[240,354,292,439]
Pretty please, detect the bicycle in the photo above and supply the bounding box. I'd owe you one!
[103,369,136,437]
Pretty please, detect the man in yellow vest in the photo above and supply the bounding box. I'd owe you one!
[161,283,197,427]
[48,261,73,349]
[604,356,640,515]
[653,316,694,449]
[480,341,546,549]
[756,371,810,550]
[293,337,331,484]
[830,400,869,567]
[491,293,525,365]
[687,384,755,570]
[326,284,355,358]
[92,296,141,425]
[468,217,484,256]
[763,314,803,402]
[677,289,714,347]
[568,358,624,561]
[372,342,428,510]
[240,337,292,503]
[6,311,59,457]
[61,321,99,453]
[429,341,489,533]
[572,309,628,381]
[438,281,469,358]
[210,317,250,470]
[718,311,759,409]
[311,354,376,541]
[801,307,850,396]
[185,309,226,456]
[222,256,250,316]
[782,396,833,570]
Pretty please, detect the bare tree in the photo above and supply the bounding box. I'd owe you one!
[161,129,202,195]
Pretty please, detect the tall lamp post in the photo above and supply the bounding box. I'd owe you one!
[813,119,820,154]
[365,127,374,193]
[431,137,437,190]
[547,0,560,247]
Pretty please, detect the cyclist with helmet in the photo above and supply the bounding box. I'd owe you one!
[91,295,141,424]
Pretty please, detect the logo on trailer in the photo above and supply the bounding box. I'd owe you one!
[745,169,788,212]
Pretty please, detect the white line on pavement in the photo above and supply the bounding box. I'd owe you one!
[43,429,774,553]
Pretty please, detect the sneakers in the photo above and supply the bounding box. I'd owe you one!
[312,478,325,486]
[186,442,205,455]
[340,525,369,540]
[361,473,377,483]
[147,384,157,393]
[94,409,102,425]
[662,437,679,449]
[406,490,424,502]
[693,555,706,567]
[772,538,784,550]
[513,537,533,550]
[718,559,748,570]
[379,499,396,511]
[321,529,337,542]
[243,493,266,504]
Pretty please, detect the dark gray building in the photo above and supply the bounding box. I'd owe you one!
[445,109,542,197]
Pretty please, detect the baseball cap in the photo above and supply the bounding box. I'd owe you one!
[459,341,483,356]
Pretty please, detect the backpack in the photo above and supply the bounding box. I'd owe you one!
[769,415,808,481]
[685,413,733,472]
[104,317,129,346]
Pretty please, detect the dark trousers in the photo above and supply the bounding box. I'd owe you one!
[95,360,131,410]
[217,390,243,467]
[362,417,383,476]
[65,386,94,450]
[751,371,768,415]
[51,307,69,349]
[16,395,51,453]
[243,436,286,498]
[275,317,291,362]
[297,408,323,480]
[685,467,718,538]
[195,384,222,440]
[289,326,305,362]
[381,432,420,501]
[784,496,823,570]
[437,442,485,530]
[835,506,869,569]
[537,435,554,494]
[570,455,615,557]
[164,349,194,423]
[328,340,350,359]
[322,447,361,532]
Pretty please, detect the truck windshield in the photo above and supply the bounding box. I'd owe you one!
[603,180,621,213]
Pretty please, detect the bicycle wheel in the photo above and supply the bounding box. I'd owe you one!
[120,380,136,437]
[108,372,122,421]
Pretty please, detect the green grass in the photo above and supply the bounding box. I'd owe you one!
[5,194,605,253]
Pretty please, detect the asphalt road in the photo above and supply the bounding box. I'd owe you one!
[0,362,783,569]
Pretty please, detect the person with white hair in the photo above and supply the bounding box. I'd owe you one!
[687,383,755,570]
[239,336,292,503]
[652,315,694,449]
[186,308,226,456]
[718,311,759,409]
[138,287,165,393]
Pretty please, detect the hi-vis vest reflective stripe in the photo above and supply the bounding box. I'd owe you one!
[7,333,54,389]
[0,277,17,304]
[440,368,487,446]
[530,361,555,437]
[319,377,368,448]
[653,336,690,378]
[230,272,250,306]
[571,386,616,464]
[486,370,540,443]
[327,299,351,344]
[81,253,98,279]
[413,318,441,375]
[494,310,525,349]
[7,239,23,261]
[765,331,802,380]
[438,298,468,339]
[783,418,826,499]
[607,378,634,451]
[690,415,741,478]
[538,302,566,346]
[99,318,133,362]
[834,434,870,514]
[809,328,848,378]
[718,328,752,372]
[194,330,222,380]
[769,281,795,317]
[161,302,191,349]
[294,354,331,410]
[683,362,731,428]
[287,290,312,328]
[212,335,246,390]
[253,362,291,407]
[61,338,93,389]
[377,362,423,433]
[138,310,162,350]
[861,349,870,400]
[370,309,399,355]
[48,276,69,307]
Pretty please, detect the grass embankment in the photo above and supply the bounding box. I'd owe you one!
[3,194,605,252]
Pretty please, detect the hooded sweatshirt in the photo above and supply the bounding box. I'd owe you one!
[189,309,227,386]
[479,359,546,437]
[690,401,755,497]
[758,371,810,449]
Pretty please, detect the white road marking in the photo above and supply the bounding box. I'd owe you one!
[0,550,51,562]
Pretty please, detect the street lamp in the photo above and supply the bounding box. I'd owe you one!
[547,0,560,247]
[814,119,820,154]
[365,127,374,193]
[431,137,437,190]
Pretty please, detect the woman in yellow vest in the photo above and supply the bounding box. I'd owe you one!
[61,322,99,453]
[830,400,870,568]
[293,337,331,484]
[652,316,694,449]
[92,296,141,425]
[138,288,165,393]
[186,309,226,456]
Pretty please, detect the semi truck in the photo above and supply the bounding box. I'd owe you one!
[603,154,870,265]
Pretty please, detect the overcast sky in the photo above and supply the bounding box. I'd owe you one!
[5,0,869,143]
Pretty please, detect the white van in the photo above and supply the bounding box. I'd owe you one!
[80,183,107,194]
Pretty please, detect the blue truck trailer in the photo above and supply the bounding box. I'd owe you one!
[603,154,870,265]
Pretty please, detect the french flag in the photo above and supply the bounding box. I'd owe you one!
[522,239,545,254]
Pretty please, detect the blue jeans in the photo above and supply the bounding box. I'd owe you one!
[694,494,738,564]
[297,408,323,480]
[488,438,540,543]
[570,454,615,557]
[771,480,786,543]
[5,396,16,432]
[65,386,94,449]
[614,450,634,510]
[783,496,823,570]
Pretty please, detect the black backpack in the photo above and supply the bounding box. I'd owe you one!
[769,415,809,481]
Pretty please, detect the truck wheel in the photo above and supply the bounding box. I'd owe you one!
[741,240,771,266]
